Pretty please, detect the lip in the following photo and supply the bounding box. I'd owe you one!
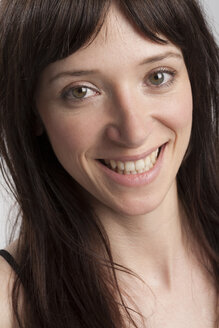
[97,144,165,162]
[96,142,167,187]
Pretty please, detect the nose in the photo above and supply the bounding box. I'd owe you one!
[105,87,153,148]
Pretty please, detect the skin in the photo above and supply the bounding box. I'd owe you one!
[35,3,216,327]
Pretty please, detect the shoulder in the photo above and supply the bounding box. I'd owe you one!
[0,240,21,327]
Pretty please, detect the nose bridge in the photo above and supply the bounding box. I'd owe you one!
[106,85,152,147]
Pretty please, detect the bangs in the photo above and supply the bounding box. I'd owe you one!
[15,0,201,75]
[1,0,209,104]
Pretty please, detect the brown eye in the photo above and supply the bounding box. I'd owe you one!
[72,87,88,99]
[63,85,98,101]
[149,72,165,85]
[147,69,176,88]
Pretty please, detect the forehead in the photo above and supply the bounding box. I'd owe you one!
[40,3,182,82]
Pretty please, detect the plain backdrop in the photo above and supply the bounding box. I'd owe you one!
[0,0,219,249]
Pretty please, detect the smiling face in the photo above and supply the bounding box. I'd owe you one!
[36,4,193,217]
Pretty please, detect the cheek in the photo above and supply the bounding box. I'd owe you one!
[157,83,193,136]
[41,111,100,161]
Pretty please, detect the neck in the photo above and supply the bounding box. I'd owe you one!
[94,181,194,290]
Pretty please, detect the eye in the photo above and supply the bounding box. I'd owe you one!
[62,85,98,101]
[147,69,176,87]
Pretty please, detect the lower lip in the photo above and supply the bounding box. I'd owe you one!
[96,143,167,187]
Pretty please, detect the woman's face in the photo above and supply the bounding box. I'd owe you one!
[36,4,193,217]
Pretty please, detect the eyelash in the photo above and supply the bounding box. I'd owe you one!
[61,67,177,103]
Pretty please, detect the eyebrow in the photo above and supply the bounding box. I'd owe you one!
[49,69,99,84]
[139,51,183,65]
[49,51,182,84]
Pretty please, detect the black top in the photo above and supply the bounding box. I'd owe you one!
[0,249,20,277]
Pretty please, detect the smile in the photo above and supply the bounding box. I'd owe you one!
[96,143,166,187]
[99,148,160,175]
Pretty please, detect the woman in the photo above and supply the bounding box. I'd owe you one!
[0,0,218,327]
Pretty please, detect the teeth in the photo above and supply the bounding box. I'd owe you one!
[117,169,124,174]
[105,147,160,175]
[135,159,145,171]
[145,156,151,167]
[110,160,117,169]
[117,161,125,170]
[125,161,135,172]
[150,150,157,164]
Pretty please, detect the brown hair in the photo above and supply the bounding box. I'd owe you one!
[0,0,218,327]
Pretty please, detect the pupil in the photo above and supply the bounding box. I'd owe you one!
[73,87,87,98]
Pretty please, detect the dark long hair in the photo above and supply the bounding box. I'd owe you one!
[0,0,218,327]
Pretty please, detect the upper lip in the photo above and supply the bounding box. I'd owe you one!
[98,143,166,162]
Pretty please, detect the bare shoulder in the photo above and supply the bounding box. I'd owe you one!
[0,240,21,327]
[5,239,19,258]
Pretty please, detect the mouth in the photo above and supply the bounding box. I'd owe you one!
[97,145,163,175]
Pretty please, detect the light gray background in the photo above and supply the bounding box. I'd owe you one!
[0,0,218,249]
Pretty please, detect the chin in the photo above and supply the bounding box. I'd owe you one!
[110,194,165,217]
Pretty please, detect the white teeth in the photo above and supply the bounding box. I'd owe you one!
[117,161,125,170]
[145,166,150,172]
[104,147,160,174]
[150,150,157,164]
[151,157,156,164]
[145,156,151,167]
[125,161,135,172]
[135,159,145,171]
